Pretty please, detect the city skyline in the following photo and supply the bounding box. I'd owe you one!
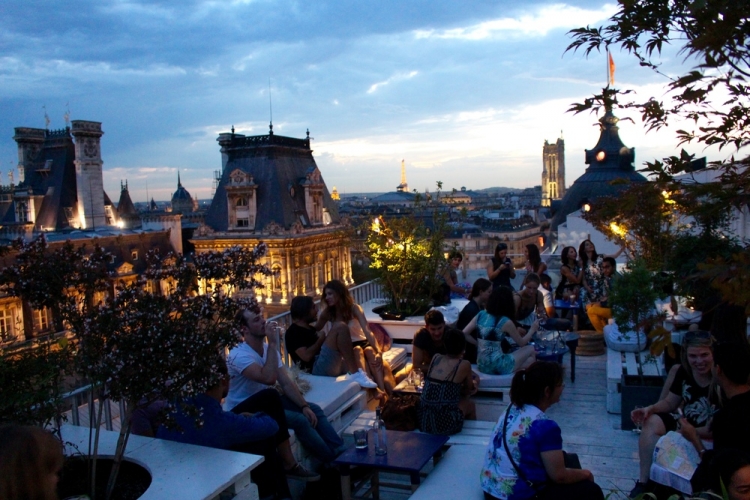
[0,1,730,203]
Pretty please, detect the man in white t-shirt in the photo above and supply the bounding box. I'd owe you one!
[226,307,345,467]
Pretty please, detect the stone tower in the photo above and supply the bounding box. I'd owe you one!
[71,120,106,229]
[542,137,565,207]
[12,128,45,184]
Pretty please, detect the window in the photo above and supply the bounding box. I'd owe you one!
[237,218,249,228]
[0,307,17,342]
[236,197,248,207]
[16,201,28,222]
[131,250,138,261]
[33,308,51,333]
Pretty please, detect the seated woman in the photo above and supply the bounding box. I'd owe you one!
[629,330,719,498]
[457,278,492,364]
[419,328,477,435]
[462,286,537,375]
[316,279,398,396]
[481,361,604,500]
[515,273,570,332]
[443,250,469,299]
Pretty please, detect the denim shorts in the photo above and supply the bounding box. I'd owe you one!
[312,344,346,377]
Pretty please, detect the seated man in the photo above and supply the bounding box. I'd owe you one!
[538,273,572,331]
[586,257,616,333]
[412,310,465,373]
[284,296,377,388]
[226,306,346,468]
[156,356,295,499]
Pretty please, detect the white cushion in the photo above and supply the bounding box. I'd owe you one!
[382,346,407,370]
[470,364,514,388]
[604,323,648,352]
[298,374,361,418]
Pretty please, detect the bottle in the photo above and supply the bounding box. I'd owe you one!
[373,407,387,456]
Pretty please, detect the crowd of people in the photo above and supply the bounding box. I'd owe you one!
[6,243,750,500]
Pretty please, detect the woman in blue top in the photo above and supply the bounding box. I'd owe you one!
[481,361,604,500]
[462,286,537,375]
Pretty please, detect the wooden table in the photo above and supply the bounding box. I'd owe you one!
[333,430,449,500]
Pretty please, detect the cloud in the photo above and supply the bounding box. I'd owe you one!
[414,3,619,40]
[367,70,419,94]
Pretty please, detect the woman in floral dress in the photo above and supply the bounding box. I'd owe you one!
[480,361,604,500]
[578,239,624,309]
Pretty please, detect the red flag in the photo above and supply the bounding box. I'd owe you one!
[609,52,616,86]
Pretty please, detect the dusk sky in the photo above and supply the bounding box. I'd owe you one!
[0,1,730,203]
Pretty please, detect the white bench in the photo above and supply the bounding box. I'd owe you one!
[471,364,512,400]
[606,348,665,414]
[344,410,496,446]
[409,444,486,500]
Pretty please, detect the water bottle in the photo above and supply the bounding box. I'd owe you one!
[373,407,388,456]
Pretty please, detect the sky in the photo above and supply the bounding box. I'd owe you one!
[0,0,734,203]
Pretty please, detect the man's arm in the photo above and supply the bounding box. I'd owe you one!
[241,326,281,385]
[412,345,430,373]
[277,368,318,427]
[290,330,326,363]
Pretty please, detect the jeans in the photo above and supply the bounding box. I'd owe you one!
[280,396,344,464]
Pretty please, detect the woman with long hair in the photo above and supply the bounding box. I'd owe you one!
[487,243,516,290]
[524,243,547,276]
[629,330,720,497]
[579,239,623,309]
[0,424,64,500]
[419,328,477,435]
[481,361,604,499]
[316,279,397,396]
[555,246,582,301]
[462,286,537,375]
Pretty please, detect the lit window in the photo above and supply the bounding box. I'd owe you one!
[0,307,17,342]
[131,250,138,261]
[33,308,51,332]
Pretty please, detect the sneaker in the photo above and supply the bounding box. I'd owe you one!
[629,481,649,499]
[347,369,378,389]
[285,463,320,482]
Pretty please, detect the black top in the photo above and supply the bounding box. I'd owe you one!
[456,301,480,364]
[490,257,513,290]
[413,327,450,359]
[554,264,580,300]
[284,323,318,373]
[712,389,750,454]
[668,366,718,428]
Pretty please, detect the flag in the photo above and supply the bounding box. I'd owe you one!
[609,51,616,86]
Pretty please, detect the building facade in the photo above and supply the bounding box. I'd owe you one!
[541,137,565,208]
[191,126,352,315]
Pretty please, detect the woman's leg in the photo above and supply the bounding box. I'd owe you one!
[512,345,537,372]
[328,323,359,374]
[363,346,388,394]
[638,414,668,483]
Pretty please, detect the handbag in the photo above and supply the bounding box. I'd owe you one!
[381,393,420,431]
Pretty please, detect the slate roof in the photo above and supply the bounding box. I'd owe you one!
[550,109,647,230]
[204,131,340,232]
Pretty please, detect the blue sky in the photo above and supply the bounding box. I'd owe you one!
[0,1,729,202]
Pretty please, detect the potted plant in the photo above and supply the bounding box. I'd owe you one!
[0,236,273,500]
[362,186,449,319]
[609,258,669,430]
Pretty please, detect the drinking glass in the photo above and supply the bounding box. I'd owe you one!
[354,429,368,450]
[633,406,644,434]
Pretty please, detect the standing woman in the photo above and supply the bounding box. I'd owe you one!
[480,362,604,500]
[555,246,582,301]
[462,286,537,376]
[579,239,623,309]
[316,279,397,396]
[488,243,516,290]
[524,243,547,276]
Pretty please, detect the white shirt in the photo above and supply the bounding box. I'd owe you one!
[540,286,554,311]
[223,342,283,411]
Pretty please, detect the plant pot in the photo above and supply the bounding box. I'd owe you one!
[620,374,664,431]
[58,456,152,500]
[372,304,432,321]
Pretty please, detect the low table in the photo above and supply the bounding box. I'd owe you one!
[334,430,449,500]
